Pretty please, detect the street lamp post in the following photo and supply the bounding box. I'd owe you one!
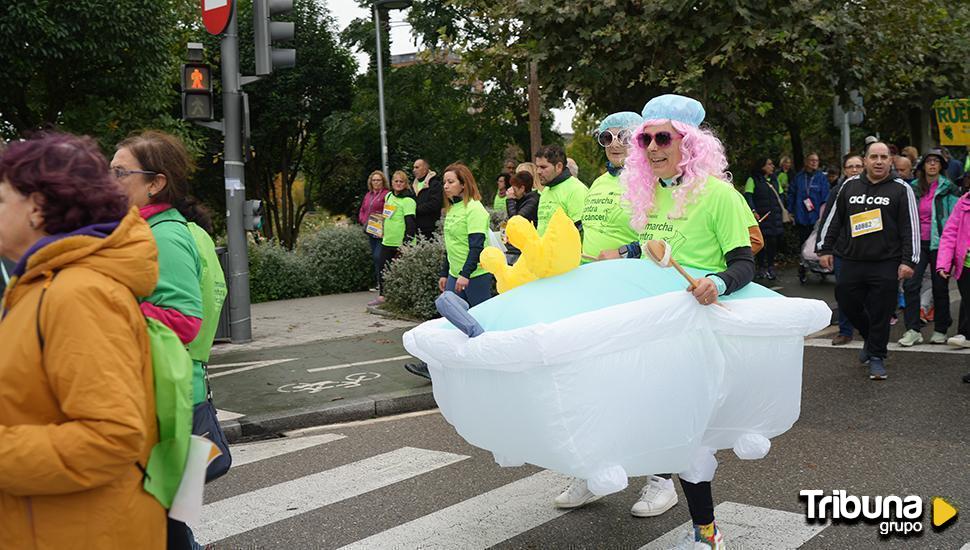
[373,0,412,180]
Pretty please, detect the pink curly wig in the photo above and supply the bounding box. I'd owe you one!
[621,119,730,231]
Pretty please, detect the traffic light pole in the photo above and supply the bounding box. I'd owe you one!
[220,6,253,343]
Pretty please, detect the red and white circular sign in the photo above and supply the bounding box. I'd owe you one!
[202,0,233,35]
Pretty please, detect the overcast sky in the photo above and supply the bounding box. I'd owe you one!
[327,0,574,133]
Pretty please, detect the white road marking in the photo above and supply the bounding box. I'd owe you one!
[285,409,440,436]
[207,358,299,378]
[338,470,573,550]
[229,433,347,468]
[306,354,413,373]
[805,338,970,355]
[194,447,468,544]
[639,501,827,549]
[215,409,245,421]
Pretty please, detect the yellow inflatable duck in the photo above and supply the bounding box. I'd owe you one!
[481,208,581,293]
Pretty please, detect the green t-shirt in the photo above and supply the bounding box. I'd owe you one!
[637,176,753,272]
[537,176,588,236]
[581,172,638,261]
[744,177,756,194]
[444,199,490,278]
[145,208,203,319]
[777,172,789,195]
[381,192,416,247]
[493,193,508,213]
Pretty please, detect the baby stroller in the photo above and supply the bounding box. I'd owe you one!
[798,210,834,285]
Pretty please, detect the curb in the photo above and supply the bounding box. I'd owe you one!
[366,304,426,324]
[219,386,437,443]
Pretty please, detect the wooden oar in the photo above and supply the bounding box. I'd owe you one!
[644,240,727,308]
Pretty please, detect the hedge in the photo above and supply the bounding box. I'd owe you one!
[248,225,375,303]
[382,235,447,321]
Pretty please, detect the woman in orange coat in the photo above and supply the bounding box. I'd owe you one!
[0,133,166,549]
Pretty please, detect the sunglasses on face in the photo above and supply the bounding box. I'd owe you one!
[635,131,683,149]
[597,129,632,148]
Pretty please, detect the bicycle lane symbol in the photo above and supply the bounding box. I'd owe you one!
[277,372,382,394]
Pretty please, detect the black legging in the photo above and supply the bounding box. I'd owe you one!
[681,479,715,525]
[957,269,970,337]
[654,474,714,525]
[377,245,399,295]
[756,234,780,269]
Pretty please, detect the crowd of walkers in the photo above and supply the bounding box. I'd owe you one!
[741,141,970,383]
[0,130,229,549]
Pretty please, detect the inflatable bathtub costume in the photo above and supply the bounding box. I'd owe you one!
[404,196,830,499]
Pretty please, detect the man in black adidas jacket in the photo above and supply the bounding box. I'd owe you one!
[817,141,918,380]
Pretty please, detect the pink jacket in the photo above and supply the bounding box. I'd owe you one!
[936,193,970,280]
[358,189,387,226]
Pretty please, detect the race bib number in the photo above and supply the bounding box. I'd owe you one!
[850,208,883,238]
[383,204,397,218]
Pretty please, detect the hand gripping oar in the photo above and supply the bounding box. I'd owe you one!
[644,240,728,309]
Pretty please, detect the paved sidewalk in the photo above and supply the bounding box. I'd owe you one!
[211,291,416,356]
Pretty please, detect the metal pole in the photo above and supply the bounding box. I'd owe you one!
[374,5,389,180]
[841,112,851,157]
[221,3,253,343]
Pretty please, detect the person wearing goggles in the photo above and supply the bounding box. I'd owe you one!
[577,112,643,264]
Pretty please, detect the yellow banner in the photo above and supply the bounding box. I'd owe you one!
[933,98,970,146]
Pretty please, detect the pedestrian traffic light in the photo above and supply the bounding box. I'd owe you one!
[253,0,296,76]
[244,200,264,231]
[181,43,214,121]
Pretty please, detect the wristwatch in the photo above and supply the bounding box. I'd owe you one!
[617,245,630,258]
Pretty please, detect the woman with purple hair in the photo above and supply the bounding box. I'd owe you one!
[0,133,165,548]
[617,95,756,549]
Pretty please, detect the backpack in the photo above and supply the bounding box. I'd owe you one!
[184,222,232,481]
[34,277,193,510]
[150,218,233,483]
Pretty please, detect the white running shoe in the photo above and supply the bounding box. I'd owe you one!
[631,475,678,517]
[671,525,725,549]
[553,478,600,509]
[947,334,970,348]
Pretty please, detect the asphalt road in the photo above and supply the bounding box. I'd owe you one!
[193,344,970,550]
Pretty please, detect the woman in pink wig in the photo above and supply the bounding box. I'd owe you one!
[618,95,757,549]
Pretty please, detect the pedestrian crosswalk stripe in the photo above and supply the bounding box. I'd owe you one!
[194,446,469,544]
[338,469,573,550]
[230,433,347,468]
[638,501,827,549]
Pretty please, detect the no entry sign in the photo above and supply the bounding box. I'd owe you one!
[202,0,233,35]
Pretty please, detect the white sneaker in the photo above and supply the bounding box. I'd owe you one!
[553,478,601,509]
[947,334,970,348]
[631,475,678,517]
[671,525,725,549]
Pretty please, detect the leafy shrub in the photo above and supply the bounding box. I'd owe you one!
[488,207,507,231]
[300,225,374,294]
[383,235,446,320]
[249,241,317,303]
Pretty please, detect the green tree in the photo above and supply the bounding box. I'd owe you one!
[0,0,194,143]
[452,0,970,168]
[198,0,357,249]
